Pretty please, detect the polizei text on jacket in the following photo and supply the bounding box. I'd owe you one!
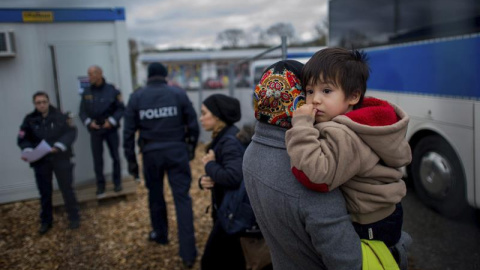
[139,106,178,120]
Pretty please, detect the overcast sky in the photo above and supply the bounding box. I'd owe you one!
[2,0,329,49]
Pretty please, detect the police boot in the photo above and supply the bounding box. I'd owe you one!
[69,219,80,230]
[114,185,123,192]
[148,231,168,245]
[38,223,52,235]
[182,259,195,269]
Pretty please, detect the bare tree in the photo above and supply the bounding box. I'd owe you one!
[312,20,328,46]
[245,25,269,47]
[128,39,139,89]
[315,20,328,39]
[217,28,246,48]
[266,22,296,42]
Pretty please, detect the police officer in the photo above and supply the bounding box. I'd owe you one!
[18,91,80,235]
[123,62,199,268]
[79,65,125,197]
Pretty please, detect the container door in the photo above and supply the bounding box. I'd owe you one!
[50,42,117,186]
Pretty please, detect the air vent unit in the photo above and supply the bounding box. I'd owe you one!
[0,31,16,57]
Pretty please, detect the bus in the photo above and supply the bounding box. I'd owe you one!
[329,0,480,217]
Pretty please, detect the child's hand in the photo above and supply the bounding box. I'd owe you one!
[293,104,316,118]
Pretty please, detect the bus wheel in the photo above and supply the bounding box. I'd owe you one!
[411,135,468,218]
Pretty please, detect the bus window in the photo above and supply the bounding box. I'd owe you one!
[330,0,480,48]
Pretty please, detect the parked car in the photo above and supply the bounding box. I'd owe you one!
[203,78,223,89]
[186,79,201,90]
[235,77,250,88]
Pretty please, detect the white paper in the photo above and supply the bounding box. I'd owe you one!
[21,140,52,162]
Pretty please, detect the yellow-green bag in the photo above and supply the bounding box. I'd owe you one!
[361,239,399,270]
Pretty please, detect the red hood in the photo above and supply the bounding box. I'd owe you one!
[344,97,399,126]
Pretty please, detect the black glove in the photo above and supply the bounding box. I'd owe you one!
[128,160,139,178]
[185,136,197,161]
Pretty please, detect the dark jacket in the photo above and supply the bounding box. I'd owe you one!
[123,78,199,162]
[205,125,243,217]
[79,78,125,130]
[18,105,77,166]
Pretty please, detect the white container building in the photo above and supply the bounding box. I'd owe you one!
[0,7,132,203]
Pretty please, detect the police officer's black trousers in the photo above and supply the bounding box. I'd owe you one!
[90,129,121,189]
[33,156,80,225]
[143,147,197,262]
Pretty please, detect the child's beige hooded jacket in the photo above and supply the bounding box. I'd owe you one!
[286,97,411,224]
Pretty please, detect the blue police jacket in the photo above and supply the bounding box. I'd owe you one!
[79,78,125,130]
[18,105,77,165]
[123,78,199,162]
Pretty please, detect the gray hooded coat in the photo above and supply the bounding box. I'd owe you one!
[243,122,362,270]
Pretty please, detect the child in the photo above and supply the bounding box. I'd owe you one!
[285,48,412,247]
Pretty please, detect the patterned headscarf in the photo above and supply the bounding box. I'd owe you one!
[253,60,305,129]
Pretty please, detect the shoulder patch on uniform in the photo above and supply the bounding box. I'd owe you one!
[117,94,123,102]
[84,95,93,100]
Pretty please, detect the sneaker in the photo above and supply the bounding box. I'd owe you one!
[114,185,123,192]
[96,187,106,198]
[69,220,80,230]
[38,223,52,235]
[148,231,168,245]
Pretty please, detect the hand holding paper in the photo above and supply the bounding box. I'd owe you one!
[21,140,52,163]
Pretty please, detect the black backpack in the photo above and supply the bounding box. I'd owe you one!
[217,135,260,236]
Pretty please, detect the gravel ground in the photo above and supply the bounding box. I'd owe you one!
[0,145,212,270]
[0,143,424,270]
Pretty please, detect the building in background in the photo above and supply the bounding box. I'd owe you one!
[135,47,323,90]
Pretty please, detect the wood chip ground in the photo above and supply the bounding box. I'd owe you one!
[1,145,212,270]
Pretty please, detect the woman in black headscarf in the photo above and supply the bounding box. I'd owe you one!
[198,94,246,270]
